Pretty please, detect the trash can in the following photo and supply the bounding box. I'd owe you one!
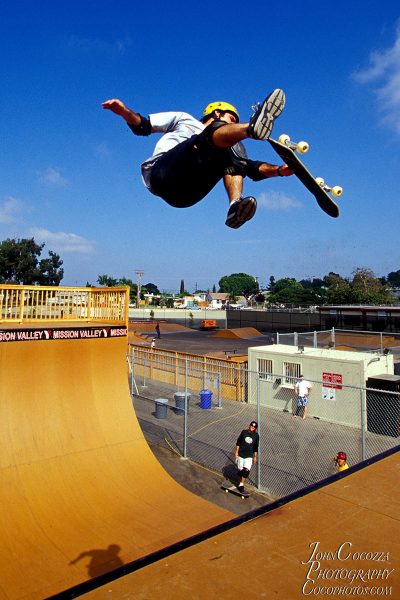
[174,392,190,415]
[200,389,213,409]
[154,398,168,419]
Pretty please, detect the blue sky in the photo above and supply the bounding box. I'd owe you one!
[1,1,400,292]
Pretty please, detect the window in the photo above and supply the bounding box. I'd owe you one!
[257,358,273,381]
[283,361,301,385]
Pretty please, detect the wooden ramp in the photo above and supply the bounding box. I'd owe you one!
[85,451,400,598]
[0,326,233,599]
[213,327,263,339]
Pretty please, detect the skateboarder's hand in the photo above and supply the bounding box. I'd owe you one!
[278,164,294,177]
[102,99,129,116]
[102,99,142,128]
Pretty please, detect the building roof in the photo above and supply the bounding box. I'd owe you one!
[248,343,383,363]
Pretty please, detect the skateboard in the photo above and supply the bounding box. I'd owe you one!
[268,135,342,218]
[221,480,250,499]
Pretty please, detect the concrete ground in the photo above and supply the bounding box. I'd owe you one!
[130,326,273,356]
[149,443,271,516]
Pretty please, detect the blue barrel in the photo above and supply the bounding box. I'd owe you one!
[174,392,190,415]
[155,398,168,419]
[200,389,212,409]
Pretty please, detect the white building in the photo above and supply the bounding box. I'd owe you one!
[248,344,394,427]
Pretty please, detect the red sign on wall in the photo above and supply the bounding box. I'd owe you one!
[322,372,343,389]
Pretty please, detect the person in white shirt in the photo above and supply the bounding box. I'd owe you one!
[102,89,292,229]
[294,374,312,420]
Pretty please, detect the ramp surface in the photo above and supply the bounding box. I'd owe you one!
[213,327,263,339]
[86,451,400,599]
[0,329,233,599]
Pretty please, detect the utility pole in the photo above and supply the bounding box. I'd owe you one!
[135,270,144,309]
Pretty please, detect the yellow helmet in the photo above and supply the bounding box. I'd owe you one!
[202,101,239,122]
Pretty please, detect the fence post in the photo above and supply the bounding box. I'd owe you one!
[256,372,261,489]
[216,372,222,409]
[130,347,134,395]
[142,350,147,387]
[183,357,188,459]
[360,386,367,461]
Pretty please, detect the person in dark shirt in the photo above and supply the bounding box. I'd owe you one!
[235,421,259,492]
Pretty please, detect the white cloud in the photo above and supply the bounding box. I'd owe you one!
[0,196,24,224]
[95,141,111,159]
[257,190,302,211]
[29,227,95,254]
[37,167,69,187]
[354,22,400,133]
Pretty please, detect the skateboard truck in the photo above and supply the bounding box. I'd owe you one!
[315,177,343,198]
[278,134,309,154]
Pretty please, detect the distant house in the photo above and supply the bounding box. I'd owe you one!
[205,292,247,309]
[173,296,200,309]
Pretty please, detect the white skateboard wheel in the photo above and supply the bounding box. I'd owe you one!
[315,177,325,187]
[278,134,290,145]
[332,186,343,197]
[297,141,309,154]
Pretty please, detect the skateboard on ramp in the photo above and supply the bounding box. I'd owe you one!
[268,134,342,218]
[221,480,250,499]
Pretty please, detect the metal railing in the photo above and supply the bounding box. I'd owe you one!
[277,327,400,353]
[128,350,400,500]
[129,345,247,402]
[0,285,129,324]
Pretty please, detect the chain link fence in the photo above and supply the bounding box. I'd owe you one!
[128,347,400,500]
[276,327,400,353]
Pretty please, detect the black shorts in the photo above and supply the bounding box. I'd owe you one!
[149,120,237,208]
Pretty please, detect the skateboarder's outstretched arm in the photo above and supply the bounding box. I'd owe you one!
[102,99,153,136]
[102,99,140,125]
[258,162,293,178]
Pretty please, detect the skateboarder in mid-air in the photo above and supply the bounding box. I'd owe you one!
[102,89,293,229]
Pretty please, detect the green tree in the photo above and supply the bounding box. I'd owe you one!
[268,275,276,291]
[144,282,160,294]
[268,278,306,305]
[219,273,259,297]
[97,274,119,287]
[254,292,266,304]
[386,270,400,287]
[0,238,63,285]
[37,251,64,285]
[351,268,394,305]
[323,272,352,304]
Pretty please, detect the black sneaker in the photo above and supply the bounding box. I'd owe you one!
[225,196,257,229]
[247,88,285,140]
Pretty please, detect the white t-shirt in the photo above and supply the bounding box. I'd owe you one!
[141,111,204,191]
[295,378,311,397]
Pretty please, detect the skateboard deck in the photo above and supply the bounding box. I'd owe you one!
[221,481,250,499]
[268,136,341,218]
